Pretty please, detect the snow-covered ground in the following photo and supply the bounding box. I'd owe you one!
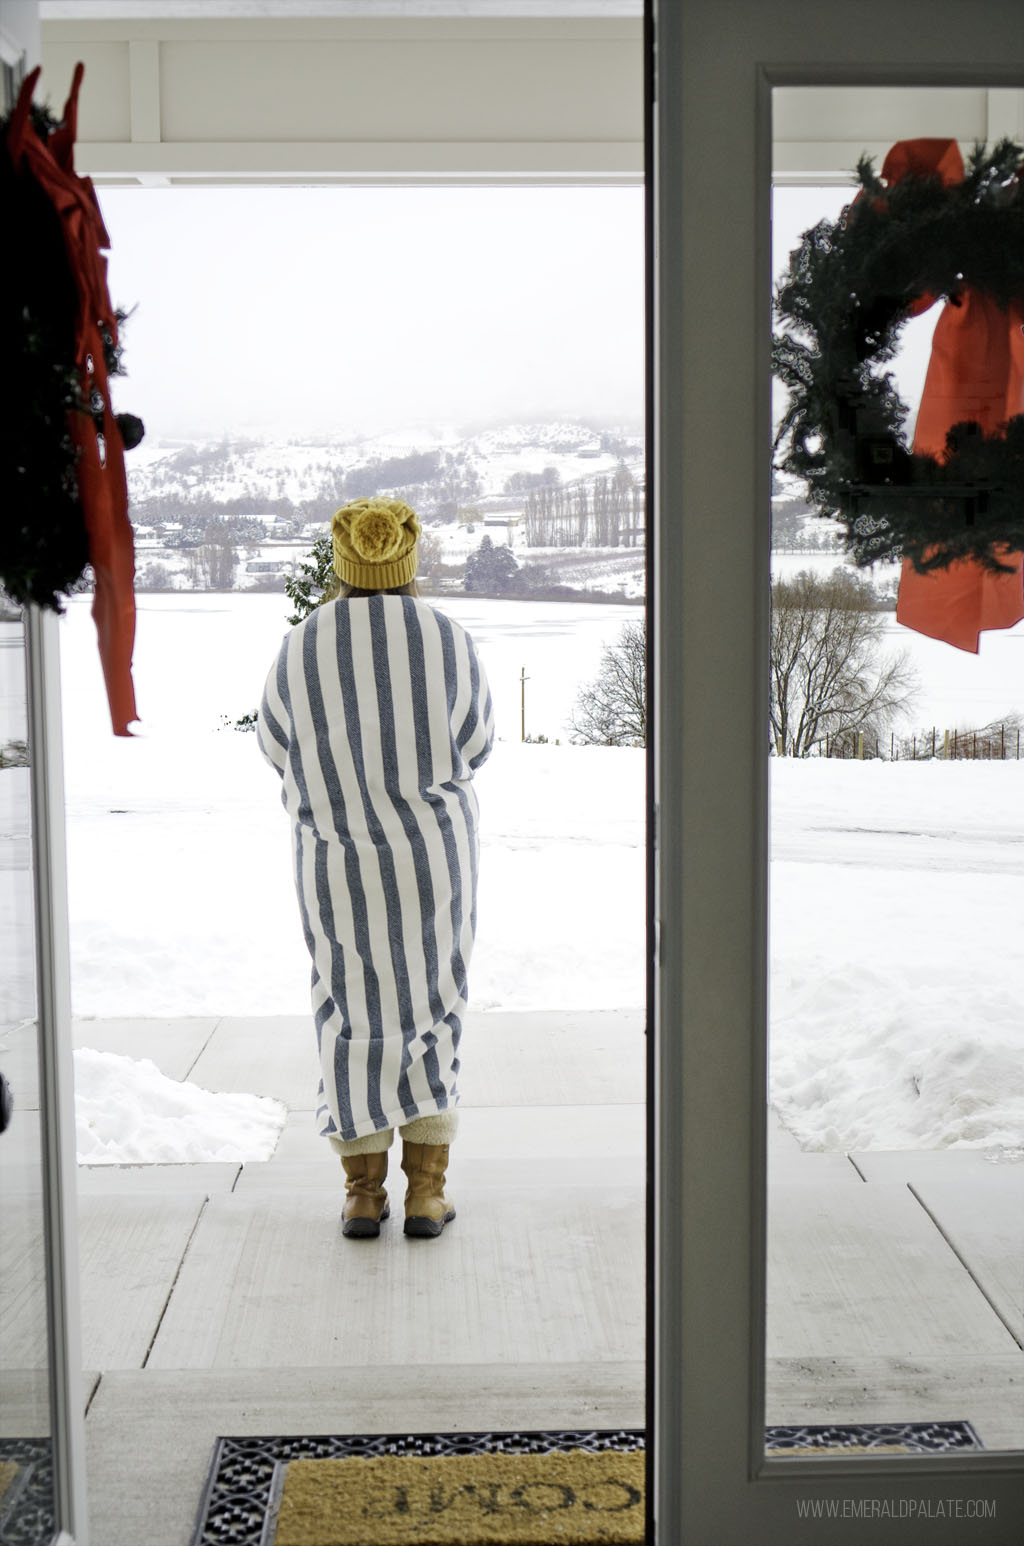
[771,759,1024,1155]
[57,593,645,1028]
[4,592,1024,1160]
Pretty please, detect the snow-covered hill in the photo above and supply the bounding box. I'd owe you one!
[124,418,647,598]
[126,419,642,515]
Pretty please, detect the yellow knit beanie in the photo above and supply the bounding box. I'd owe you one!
[331,497,421,591]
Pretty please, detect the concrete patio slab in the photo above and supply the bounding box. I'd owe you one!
[145,1184,643,1371]
[766,1180,1021,1359]
[912,1171,1024,1345]
[852,1149,1024,1183]
[78,1194,208,1370]
[767,1146,865,1183]
[76,1162,241,1195]
[84,1363,645,1546]
[460,1011,645,1107]
[44,1013,1023,1546]
[0,1372,101,1440]
[187,1015,320,1106]
[186,1009,647,1110]
[766,1355,1024,1453]
[72,1017,219,1081]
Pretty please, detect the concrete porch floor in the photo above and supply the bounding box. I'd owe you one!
[3,1009,1023,1545]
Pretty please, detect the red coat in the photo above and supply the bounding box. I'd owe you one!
[886,139,1024,652]
[10,64,138,732]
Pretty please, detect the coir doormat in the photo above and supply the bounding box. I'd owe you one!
[276,1449,645,1545]
[191,1424,981,1546]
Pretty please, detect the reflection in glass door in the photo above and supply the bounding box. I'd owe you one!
[768,85,1024,1459]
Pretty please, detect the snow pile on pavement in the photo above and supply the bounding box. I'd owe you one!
[74,1046,286,1164]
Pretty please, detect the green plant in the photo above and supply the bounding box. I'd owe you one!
[285,533,334,624]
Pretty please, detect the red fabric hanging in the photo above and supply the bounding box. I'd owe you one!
[9,64,138,733]
[885,138,1024,653]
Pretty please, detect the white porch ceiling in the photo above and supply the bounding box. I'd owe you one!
[37,7,1024,187]
[40,2,642,17]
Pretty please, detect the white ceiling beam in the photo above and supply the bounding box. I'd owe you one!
[128,37,160,140]
[41,14,643,185]
[71,139,642,183]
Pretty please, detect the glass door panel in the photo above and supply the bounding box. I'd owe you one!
[0,600,57,1541]
[768,84,1024,1460]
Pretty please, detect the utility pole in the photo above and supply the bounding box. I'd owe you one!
[520,666,529,741]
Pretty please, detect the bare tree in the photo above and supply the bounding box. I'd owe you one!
[571,618,646,746]
[771,569,917,756]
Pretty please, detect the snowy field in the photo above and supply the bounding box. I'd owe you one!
[58,593,646,1024]
[4,592,1024,1159]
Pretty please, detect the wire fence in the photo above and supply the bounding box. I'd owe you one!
[817,723,1024,761]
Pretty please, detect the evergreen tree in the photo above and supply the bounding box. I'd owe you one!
[285,533,334,624]
[465,535,522,594]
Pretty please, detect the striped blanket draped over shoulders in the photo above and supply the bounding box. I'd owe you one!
[257,594,494,1141]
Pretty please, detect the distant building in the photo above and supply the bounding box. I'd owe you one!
[483,514,524,543]
[246,559,294,575]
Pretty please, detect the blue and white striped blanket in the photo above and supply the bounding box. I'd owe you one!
[257,595,494,1140]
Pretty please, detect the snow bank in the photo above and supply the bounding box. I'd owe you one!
[771,760,1024,1154]
[74,1047,286,1164]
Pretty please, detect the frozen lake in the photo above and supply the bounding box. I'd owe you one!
[58,592,642,749]
[59,583,1024,753]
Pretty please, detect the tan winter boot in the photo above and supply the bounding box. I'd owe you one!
[340,1150,390,1238]
[401,1141,455,1238]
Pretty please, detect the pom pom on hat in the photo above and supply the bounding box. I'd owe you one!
[331,497,421,591]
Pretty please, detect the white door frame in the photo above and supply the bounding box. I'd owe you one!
[25,609,90,1546]
[2,4,90,1540]
[21,1,1024,1539]
[652,2,1024,1541]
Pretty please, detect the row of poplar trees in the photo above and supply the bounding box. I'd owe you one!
[523,463,644,548]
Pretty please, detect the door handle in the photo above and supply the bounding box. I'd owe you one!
[0,1071,13,1133]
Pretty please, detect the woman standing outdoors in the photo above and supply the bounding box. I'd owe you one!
[257,497,494,1239]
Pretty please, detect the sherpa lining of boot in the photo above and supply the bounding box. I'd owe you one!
[400,1109,459,1144]
[329,1126,395,1157]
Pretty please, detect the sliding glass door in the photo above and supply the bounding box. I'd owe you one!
[652,2,1024,1540]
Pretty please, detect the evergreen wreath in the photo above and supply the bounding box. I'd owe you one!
[772,140,1024,574]
[1,98,143,611]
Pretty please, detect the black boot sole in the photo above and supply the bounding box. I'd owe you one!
[404,1208,456,1238]
[342,1204,390,1239]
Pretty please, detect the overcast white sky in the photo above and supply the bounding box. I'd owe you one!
[98,180,936,447]
[100,184,646,444]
